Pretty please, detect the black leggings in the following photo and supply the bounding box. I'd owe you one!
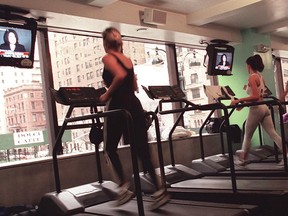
[104,105,159,190]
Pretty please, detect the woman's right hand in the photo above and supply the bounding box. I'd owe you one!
[99,92,109,103]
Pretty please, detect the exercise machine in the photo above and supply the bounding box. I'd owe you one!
[38,87,145,216]
[37,87,258,216]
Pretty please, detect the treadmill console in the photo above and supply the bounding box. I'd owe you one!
[51,87,106,105]
[142,85,185,100]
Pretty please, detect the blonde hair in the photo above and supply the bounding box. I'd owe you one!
[102,27,122,51]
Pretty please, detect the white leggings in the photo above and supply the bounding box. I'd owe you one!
[242,104,283,153]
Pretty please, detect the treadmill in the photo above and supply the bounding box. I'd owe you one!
[38,87,147,216]
[204,85,288,175]
[224,97,288,175]
[37,86,259,216]
[83,198,259,216]
[141,85,206,186]
[200,85,237,169]
[144,85,237,188]
[167,98,288,216]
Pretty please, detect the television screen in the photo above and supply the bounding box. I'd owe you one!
[214,51,233,71]
[0,20,37,68]
[206,43,234,76]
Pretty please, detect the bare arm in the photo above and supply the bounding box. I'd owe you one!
[280,81,288,102]
[99,54,127,102]
[133,74,138,92]
[230,74,261,106]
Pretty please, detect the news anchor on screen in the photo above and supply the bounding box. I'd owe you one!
[216,53,230,70]
[0,29,26,52]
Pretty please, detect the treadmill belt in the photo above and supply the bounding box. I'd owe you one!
[171,178,288,191]
[84,198,256,216]
[234,162,284,171]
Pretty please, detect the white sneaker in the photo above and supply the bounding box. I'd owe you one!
[277,159,285,166]
[151,188,165,199]
[277,154,288,166]
[113,184,135,207]
[148,189,170,211]
[234,158,248,166]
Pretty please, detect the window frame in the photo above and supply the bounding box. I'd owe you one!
[1,27,216,161]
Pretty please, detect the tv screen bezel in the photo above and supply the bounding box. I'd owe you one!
[0,20,37,68]
[207,43,235,76]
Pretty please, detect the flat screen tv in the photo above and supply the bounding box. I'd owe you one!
[0,20,37,68]
[206,43,234,76]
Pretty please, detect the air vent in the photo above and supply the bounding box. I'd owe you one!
[142,8,167,25]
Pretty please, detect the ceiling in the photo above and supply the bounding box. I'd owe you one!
[120,0,288,38]
[2,0,288,50]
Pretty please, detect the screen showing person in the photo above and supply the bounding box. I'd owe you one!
[0,27,31,58]
[215,52,232,70]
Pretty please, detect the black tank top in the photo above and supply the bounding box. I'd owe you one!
[102,54,135,99]
[102,53,145,131]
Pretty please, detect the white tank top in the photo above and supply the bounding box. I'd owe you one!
[246,72,266,97]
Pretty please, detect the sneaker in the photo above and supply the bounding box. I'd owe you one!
[150,188,166,199]
[113,184,135,207]
[277,159,285,166]
[234,158,248,166]
[148,189,170,211]
[277,154,288,166]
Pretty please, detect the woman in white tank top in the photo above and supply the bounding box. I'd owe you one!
[230,54,287,165]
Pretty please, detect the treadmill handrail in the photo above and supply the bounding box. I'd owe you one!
[158,99,238,192]
[226,97,280,109]
[145,111,167,186]
[227,97,288,172]
[159,101,224,115]
[158,98,197,115]
[52,109,145,216]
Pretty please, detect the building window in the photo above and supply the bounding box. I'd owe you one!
[190,73,198,84]
[76,64,80,72]
[31,101,36,109]
[191,88,201,99]
[32,113,37,122]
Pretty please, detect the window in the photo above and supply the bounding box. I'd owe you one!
[191,88,201,98]
[175,45,213,131]
[49,32,171,154]
[32,113,37,122]
[0,39,49,164]
[276,57,288,110]
[31,101,36,109]
[76,64,80,72]
[190,74,198,84]
[133,44,172,135]
[0,30,214,164]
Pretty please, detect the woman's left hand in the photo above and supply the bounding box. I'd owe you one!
[230,99,243,111]
[230,99,239,106]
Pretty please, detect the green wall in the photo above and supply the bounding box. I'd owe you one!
[219,28,275,147]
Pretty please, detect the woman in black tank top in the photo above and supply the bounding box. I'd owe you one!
[99,27,169,210]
